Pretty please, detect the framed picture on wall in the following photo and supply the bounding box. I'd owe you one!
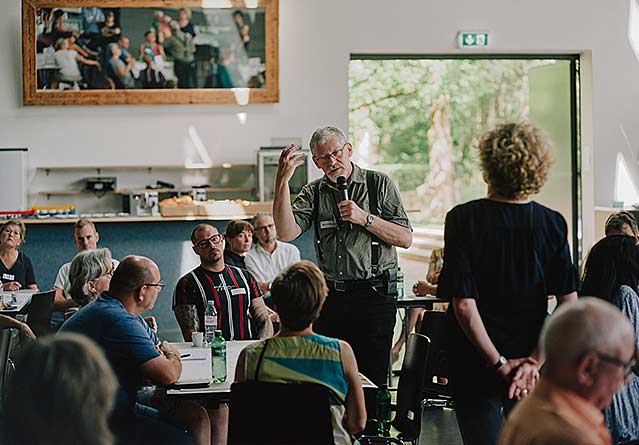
[22,0,279,105]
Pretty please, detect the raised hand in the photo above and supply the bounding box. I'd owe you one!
[276,144,306,183]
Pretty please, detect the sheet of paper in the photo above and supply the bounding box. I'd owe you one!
[176,346,212,385]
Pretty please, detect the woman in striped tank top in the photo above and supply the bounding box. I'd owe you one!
[235,260,366,443]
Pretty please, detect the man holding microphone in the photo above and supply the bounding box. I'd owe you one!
[273,126,412,416]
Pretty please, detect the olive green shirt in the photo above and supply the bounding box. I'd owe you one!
[292,163,411,281]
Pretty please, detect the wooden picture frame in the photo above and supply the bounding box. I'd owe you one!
[22,0,279,105]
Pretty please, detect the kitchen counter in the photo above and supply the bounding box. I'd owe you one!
[21,214,265,224]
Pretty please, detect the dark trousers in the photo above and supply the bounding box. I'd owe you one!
[174,60,197,88]
[451,369,517,445]
[314,285,396,418]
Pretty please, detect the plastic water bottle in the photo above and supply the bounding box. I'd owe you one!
[211,330,227,383]
[377,383,392,436]
[397,266,404,298]
[204,301,217,344]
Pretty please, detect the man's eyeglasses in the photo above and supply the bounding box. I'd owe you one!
[255,223,275,232]
[596,351,639,377]
[142,281,166,290]
[194,234,224,249]
[312,144,349,165]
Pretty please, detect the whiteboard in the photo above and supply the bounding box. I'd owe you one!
[0,149,27,211]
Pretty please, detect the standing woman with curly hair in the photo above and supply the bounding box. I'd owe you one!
[436,122,578,445]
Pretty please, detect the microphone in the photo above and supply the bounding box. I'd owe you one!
[336,176,352,229]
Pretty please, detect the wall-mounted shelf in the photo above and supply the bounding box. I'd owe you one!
[36,164,255,176]
[39,187,256,199]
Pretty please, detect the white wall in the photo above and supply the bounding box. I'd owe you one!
[2,0,639,213]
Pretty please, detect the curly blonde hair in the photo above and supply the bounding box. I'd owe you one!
[479,122,554,199]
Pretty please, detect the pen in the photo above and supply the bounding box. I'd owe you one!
[180,354,191,358]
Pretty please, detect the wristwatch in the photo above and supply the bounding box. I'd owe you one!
[493,355,507,370]
[364,213,374,228]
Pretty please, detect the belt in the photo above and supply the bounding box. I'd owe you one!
[327,277,384,292]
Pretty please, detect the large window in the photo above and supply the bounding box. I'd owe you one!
[349,55,581,282]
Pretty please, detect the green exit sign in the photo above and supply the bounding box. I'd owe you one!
[457,32,490,48]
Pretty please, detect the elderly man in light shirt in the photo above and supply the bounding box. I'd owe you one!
[499,298,636,445]
[245,213,301,293]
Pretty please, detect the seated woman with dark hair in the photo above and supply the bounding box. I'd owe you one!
[2,333,117,445]
[235,261,366,442]
[223,220,253,269]
[67,248,114,307]
[581,234,639,444]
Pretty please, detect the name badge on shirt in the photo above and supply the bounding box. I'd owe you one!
[319,220,338,230]
[231,288,247,296]
[2,273,14,281]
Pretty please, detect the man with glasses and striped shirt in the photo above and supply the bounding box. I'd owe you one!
[173,223,273,342]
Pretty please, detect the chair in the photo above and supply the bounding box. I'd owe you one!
[228,381,335,445]
[358,333,431,445]
[0,328,13,405]
[418,310,453,405]
[26,290,55,337]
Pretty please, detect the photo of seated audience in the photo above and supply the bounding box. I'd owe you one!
[580,234,639,444]
[2,333,117,445]
[35,6,268,91]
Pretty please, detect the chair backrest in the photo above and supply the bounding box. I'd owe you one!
[418,310,451,397]
[26,290,56,337]
[228,381,335,445]
[0,328,13,406]
[393,332,430,441]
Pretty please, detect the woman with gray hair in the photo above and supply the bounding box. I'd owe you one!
[2,333,118,445]
[66,247,113,307]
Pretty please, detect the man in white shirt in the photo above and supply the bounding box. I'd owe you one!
[53,219,119,311]
[245,213,301,293]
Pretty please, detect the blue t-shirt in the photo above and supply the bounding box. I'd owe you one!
[60,292,160,412]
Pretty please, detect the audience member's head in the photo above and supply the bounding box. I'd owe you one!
[55,37,69,51]
[108,255,162,314]
[178,8,191,21]
[117,35,130,49]
[224,220,253,255]
[581,235,639,303]
[144,30,156,43]
[271,261,328,331]
[0,220,25,250]
[107,42,120,59]
[233,10,245,25]
[605,211,639,241]
[3,333,117,445]
[541,297,635,410]
[479,121,553,200]
[251,213,276,247]
[67,248,113,307]
[73,218,99,252]
[191,224,225,265]
[153,10,164,21]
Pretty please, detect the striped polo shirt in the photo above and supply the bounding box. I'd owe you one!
[173,265,262,340]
